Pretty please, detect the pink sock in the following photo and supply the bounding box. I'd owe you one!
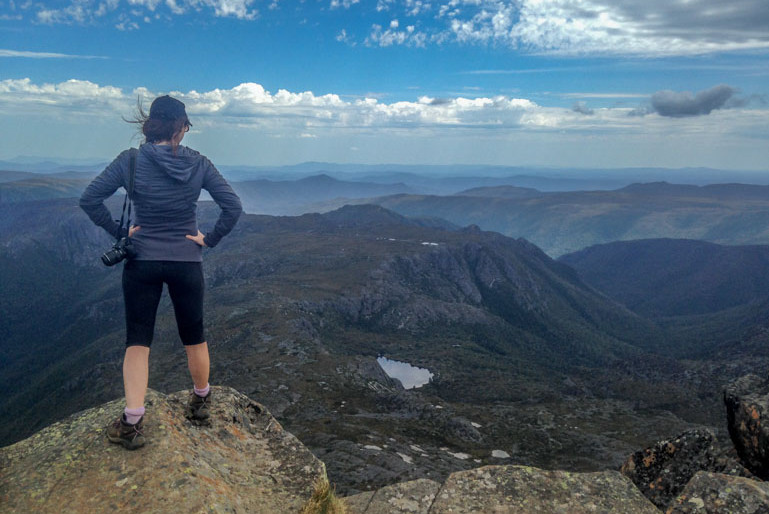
[194,384,210,397]
[124,407,145,425]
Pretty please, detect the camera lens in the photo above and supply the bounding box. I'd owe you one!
[101,246,126,266]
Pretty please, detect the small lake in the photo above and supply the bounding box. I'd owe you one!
[377,356,433,389]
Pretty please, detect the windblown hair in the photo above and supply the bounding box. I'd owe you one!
[125,98,191,152]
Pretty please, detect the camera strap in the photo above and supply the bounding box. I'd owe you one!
[116,148,137,240]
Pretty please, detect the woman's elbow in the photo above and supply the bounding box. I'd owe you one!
[230,198,243,217]
[79,195,95,211]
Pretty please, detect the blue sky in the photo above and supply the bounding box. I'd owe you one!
[1,0,768,171]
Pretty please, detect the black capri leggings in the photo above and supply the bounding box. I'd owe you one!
[122,260,205,347]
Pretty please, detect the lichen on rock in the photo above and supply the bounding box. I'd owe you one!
[0,387,326,513]
[667,471,769,513]
[429,465,658,513]
[725,374,769,479]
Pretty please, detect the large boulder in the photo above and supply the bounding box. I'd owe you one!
[429,465,659,513]
[0,387,325,513]
[620,428,751,510]
[667,471,769,513]
[346,465,659,513]
[725,374,769,478]
[345,478,441,514]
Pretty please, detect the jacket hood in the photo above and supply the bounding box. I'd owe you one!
[140,143,202,183]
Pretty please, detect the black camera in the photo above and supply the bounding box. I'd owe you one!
[101,237,136,266]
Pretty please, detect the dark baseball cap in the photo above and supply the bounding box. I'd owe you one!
[149,95,190,124]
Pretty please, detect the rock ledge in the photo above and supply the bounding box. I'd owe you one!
[0,387,325,513]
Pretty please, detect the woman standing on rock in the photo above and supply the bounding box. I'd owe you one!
[80,95,242,449]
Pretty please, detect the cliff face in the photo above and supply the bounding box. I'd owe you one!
[0,387,325,513]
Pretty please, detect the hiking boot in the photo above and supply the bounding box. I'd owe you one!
[187,390,212,422]
[106,415,145,450]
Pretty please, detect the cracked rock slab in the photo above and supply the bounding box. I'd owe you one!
[345,478,441,513]
[429,465,660,513]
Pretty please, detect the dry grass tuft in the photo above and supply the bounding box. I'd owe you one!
[299,475,348,514]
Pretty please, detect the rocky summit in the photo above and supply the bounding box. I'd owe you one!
[1,385,661,513]
[7,382,769,513]
[0,387,325,513]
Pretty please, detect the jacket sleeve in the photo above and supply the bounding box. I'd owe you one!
[79,150,130,239]
[201,159,242,248]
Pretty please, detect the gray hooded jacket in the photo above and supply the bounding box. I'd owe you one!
[80,143,242,262]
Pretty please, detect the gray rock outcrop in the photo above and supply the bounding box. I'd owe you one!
[667,471,769,513]
[620,428,751,509]
[7,379,769,514]
[346,465,659,513]
[725,374,769,478]
[429,465,659,513]
[345,478,441,514]
[0,387,325,513]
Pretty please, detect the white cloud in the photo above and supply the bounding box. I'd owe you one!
[347,0,769,55]
[196,0,257,19]
[449,2,514,43]
[445,0,769,55]
[0,78,541,129]
[366,20,427,47]
[128,0,162,10]
[30,0,258,24]
[336,28,355,45]
[37,6,86,24]
[0,49,106,59]
[0,79,766,169]
[165,0,185,14]
[18,0,769,55]
[3,78,766,137]
[1,78,767,171]
[330,0,359,9]
[115,13,140,30]
[0,78,126,116]
[405,0,431,16]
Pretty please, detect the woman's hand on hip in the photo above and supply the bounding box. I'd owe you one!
[186,230,208,247]
[129,225,141,237]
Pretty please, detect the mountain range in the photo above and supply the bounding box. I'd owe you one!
[5,168,769,259]
[3,174,769,493]
[560,238,769,359]
[338,182,769,257]
[231,174,413,215]
[561,239,769,319]
[0,197,692,490]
